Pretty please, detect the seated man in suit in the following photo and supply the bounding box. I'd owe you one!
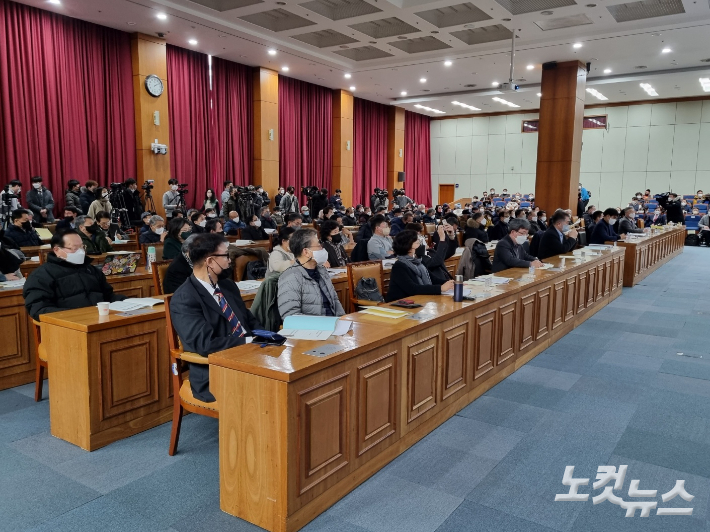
[589,208,622,245]
[537,209,579,260]
[5,209,42,248]
[169,233,262,402]
[491,218,543,273]
[618,207,645,236]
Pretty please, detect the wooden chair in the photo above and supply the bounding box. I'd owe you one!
[151,260,172,295]
[346,261,385,313]
[32,319,48,402]
[425,223,436,235]
[233,255,254,282]
[164,295,219,456]
[141,242,164,267]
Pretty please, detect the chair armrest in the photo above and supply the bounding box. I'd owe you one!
[351,298,383,308]
[178,351,209,365]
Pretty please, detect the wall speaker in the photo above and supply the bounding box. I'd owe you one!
[397,171,405,182]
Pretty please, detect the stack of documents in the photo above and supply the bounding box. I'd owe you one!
[280,315,352,340]
[230,240,255,246]
[441,288,472,296]
[382,259,397,268]
[358,307,409,319]
[236,280,261,291]
[264,228,277,234]
[0,278,26,289]
[109,298,163,312]
[327,268,347,277]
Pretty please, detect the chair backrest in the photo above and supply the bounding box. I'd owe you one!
[520,202,531,208]
[696,204,708,213]
[683,195,695,201]
[425,223,436,235]
[164,295,180,353]
[142,242,164,266]
[636,218,644,229]
[151,260,172,295]
[685,215,700,229]
[347,261,385,299]
[233,255,253,282]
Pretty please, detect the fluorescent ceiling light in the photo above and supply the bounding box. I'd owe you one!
[603,68,612,74]
[492,96,519,108]
[640,82,658,96]
[526,64,534,70]
[156,12,167,20]
[344,73,351,79]
[401,91,407,96]
[349,86,356,91]
[48,0,60,4]
[444,61,452,67]
[700,78,710,92]
[452,101,481,111]
[268,49,277,56]
[188,39,198,45]
[586,88,608,100]
[420,78,427,83]
[492,81,498,87]
[282,66,289,72]
[573,42,582,48]
[414,104,445,114]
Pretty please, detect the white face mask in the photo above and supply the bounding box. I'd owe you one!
[515,235,527,245]
[33,183,42,189]
[311,248,329,265]
[198,220,207,227]
[381,227,391,237]
[253,219,261,227]
[502,218,510,224]
[155,227,165,234]
[102,193,109,199]
[64,248,85,265]
[562,224,570,232]
[171,185,178,191]
[234,217,239,223]
[540,216,547,222]
[207,213,216,218]
[532,217,538,221]
[609,218,617,224]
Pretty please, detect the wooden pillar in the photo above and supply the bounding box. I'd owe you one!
[535,60,587,213]
[387,106,405,203]
[332,90,354,209]
[131,33,170,218]
[253,68,279,203]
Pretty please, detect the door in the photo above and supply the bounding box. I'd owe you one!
[438,184,455,205]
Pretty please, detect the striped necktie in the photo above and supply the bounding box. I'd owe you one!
[213,285,246,337]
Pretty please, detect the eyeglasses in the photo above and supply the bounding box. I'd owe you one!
[308,244,323,251]
[62,245,87,252]
[209,253,230,259]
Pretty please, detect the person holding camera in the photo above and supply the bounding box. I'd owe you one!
[279,186,299,214]
[310,188,329,220]
[1,180,22,226]
[329,189,344,211]
[393,189,414,209]
[87,187,112,219]
[65,180,83,214]
[26,176,55,223]
[5,209,42,247]
[221,187,239,219]
[122,179,144,223]
[256,185,269,207]
[163,179,181,218]
[221,181,233,205]
[656,192,684,224]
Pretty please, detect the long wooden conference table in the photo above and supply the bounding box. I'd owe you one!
[209,246,628,532]
[613,226,685,287]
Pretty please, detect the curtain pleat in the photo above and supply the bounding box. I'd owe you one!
[352,97,388,206]
[404,110,432,207]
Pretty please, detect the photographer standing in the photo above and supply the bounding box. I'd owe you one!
[393,189,414,209]
[370,188,389,211]
[123,179,144,224]
[222,187,239,219]
[656,192,684,224]
[256,185,270,207]
[26,176,55,223]
[1,180,22,226]
[311,188,329,219]
[163,179,181,218]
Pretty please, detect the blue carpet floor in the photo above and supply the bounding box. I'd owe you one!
[3,247,710,531]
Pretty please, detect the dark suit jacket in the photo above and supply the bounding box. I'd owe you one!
[169,276,262,401]
[537,226,577,260]
[163,254,192,294]
[491,236,537,273]
[589,220,619,245]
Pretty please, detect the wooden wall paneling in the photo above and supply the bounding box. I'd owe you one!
[519,291,536,351]
[472,305,497,380]
[596,264,605,301]
[535,284,552,341]
[440,320,469,401]
[332,90,354,209]
[496,298,517,367]
[586,267,597,306]
[253,68,280,201]
[405,332,439,424]
[576,267,588,313]
[387,107,405,201]
[603,260,612,296]
[564,274,577,322]
[551,280,566,330]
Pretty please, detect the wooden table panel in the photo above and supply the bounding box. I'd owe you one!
[615,227,685,287]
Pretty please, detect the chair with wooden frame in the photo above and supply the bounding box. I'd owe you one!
[164,295,219,456]
[32,319,48,402]
[151,260,172,295]
[233,255,254,282]
[346,261,386,313]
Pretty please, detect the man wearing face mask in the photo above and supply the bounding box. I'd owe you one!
[190,212,207,234]
[163,179,181,219]
[242,214,269,241]
[537,210,579,261]
[55,207,79,232]
[274,187,286,209]
[277,228,343,319]
[26,176,55,223]
[76,215,114,254]
[5,209,42,247]
[487,210,511,241]
[589,208,622,245]
[656,192,684,224]
[618,207,645,236]
[260,206,277,230]
[491,218,544,273]
[139,215,166,244]
[169,233,262,402]
[23,230,126,320]
[367,215,395,260]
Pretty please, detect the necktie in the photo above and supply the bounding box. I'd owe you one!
[213,285,246,337]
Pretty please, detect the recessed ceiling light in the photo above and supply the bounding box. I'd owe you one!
[586,3,596,6]
[603,68,612,74]
[127,21,136,25]
[188,39,198,45]
[452,101,481,111]
[276,1,286,4]
[349,86,356,91]
[156,12,167,20]
[502,17,511,21]
[268,49,277,55]
[431,31,439,34]
[414,104,445,114]
[541,10,553,15]
[537,92,542,97]
[640,82,658,96]
[526,64,534,70]
[444,60,452,66]
[344,73,351,79]
[700,78,710,92]
[586,88,608,100]
[492,81,498,87]
[492,96,519,108]
[401,91,407,96]
[48,0,60,4]
[573,42,582,49]
[662,47,671,53]
[282,67,290,72]
[420,78,427,83]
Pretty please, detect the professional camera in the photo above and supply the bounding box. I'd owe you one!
[2,184,19,204]
[301,185,319,197]
[109,182,123,191]
[141,182,154,191]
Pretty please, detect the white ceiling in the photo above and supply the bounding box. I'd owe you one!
[20,0,710,114]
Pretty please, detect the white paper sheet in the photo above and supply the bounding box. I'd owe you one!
[237,280,262,291]
[109,298,163,312]
[279,329,332,340]
[441,288,472,296]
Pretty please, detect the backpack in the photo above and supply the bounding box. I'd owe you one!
[245,260,267,280]
[685,234,700,246]
[355,277,384,302]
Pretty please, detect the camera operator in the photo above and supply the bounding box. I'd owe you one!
[280,186,299,214]
[221,187,239,219]
[65,180,83,214]
[393,188,414,209]
[1,180,22,227]
[163,179,181,218]
[329,189,344,211]
[256,185,270,207]
[311,188,329,219]
[26,176,55,223]
[370,188,389,211]
[655,192,684,224]
[221,180,233,205]
[122,178,144,224]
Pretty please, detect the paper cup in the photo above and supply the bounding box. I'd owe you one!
[97,302,110,316]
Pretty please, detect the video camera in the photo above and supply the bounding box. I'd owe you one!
[2,184,19,205]
[373,188,388,198]
[301,185,319,197]
[109,182,123,191]
[141,181,154,191]
[176,183,189,195]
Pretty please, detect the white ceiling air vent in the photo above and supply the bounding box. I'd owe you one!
[492,0,576,16]
[240,8,316,31]
[606,0,684,22]
[291,29,360,47]
[387,35,452,53]
[534,13,594,30]
[299,0,381,20]
[349,17,420,38]
[414,2,492,28]
[450,24,513,45]
[333,45,394,60]
[187,0,264,10]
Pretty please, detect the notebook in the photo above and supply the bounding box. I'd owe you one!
[36,228,53,241]
[101,252,141,275]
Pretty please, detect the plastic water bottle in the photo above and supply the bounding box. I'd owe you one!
[528,266,535,279]
[146,246,156,273]
[453,275,463,302]
[484,277,494,292]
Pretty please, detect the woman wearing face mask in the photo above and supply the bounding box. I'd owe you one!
[139,215,166,244]
[275,187,286,209]
[87,187,112,220]
[320,220,349,267]
[163,218,192,260]
[407,223,455,286]
[202,188,219,212]
[242,214,269,241]
[267,226,296,276]
[277,228,343,318]
[385,230,455,302]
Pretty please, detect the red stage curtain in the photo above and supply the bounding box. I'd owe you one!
[404,110,432,207]
[167,44,211,209]
[279,76,332,205]
[352,97,388,206]
[0,0,135,210]
[210,56,253,190]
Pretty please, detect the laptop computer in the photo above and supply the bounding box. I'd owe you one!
[101,252,141,275]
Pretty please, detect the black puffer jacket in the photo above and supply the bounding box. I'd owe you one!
[23,254,126,320]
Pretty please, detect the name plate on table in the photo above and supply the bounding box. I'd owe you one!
[303,344,345,357]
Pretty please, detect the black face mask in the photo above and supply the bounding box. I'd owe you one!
[217,266,233,281]
[86,224,99,234]
[21,221,32,231]
[415,245,426,258]
[64,216,74,223]
[331,234,342,244]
